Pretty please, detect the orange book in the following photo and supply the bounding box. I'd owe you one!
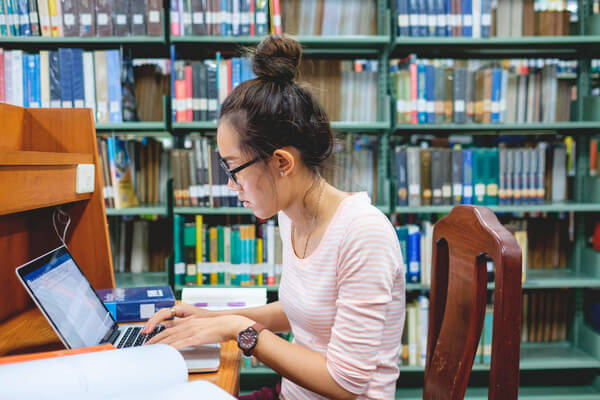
[0,344,116,365]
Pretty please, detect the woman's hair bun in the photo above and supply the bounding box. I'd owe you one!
[252,35,302,83]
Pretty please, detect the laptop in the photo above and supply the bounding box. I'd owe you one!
[15,245,221,373]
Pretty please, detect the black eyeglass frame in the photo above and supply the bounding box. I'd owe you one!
[218,155,267,186]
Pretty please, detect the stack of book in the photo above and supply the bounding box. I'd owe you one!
[390,57,573,125]
[281,0,377,35]
[396,0,572,38]
[392,141,571,208]
[172,57,379,122]
[0,0,163,37]
[98,137,169,209]
[0,48,133,123]
[107,216,172,274]
[171,137,239,208]
[170,0,272,36]
[325,134,379,204]
[174,216,283,287]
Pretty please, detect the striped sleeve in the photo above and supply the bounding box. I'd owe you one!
[325,214,401,395]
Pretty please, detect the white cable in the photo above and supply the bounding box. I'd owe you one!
[52,206,72,246]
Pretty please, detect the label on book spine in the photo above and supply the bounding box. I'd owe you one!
[193,12,204,24]
[64,14,75,26]
[149,11,160,23]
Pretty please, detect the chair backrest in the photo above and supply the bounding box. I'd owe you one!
[423,205,522,400]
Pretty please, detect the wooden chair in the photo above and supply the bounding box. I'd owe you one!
[424,205,522,400]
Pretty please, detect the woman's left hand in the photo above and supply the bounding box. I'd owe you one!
[144,315,254,348]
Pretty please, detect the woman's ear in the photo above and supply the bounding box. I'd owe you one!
[273,147,295,177]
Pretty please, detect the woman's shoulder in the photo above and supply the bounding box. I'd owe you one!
[338,192,397,243]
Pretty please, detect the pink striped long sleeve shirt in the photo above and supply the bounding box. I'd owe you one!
[278,192,406,400]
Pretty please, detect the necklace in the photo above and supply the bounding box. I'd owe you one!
[294,180,324,259]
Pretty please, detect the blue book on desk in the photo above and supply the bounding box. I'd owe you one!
[95,285,175,322]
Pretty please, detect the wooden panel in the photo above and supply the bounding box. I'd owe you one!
[0,103,113,326]
[0,151,92,166]
[0,166,92,215]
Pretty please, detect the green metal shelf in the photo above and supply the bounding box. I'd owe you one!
[174,207,253,215]
[171,35,390,48]
[176,284,279,292]
[394,122,600,133]
[394,202,600,214]
[392,35,600,57]
[407,269,600,291]
[114,271,168,287]
[175,205,390,215]
[395,382,600,400]
[0,35,166,45]
[172,121,391,132]
[106,205,168,216]
[399,340,600,372]
[96,121,168,131]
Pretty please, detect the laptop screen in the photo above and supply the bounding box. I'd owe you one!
[17,246,115,348]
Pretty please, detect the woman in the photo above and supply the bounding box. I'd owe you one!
[143,34,405,400]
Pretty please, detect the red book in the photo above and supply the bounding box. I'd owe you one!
[591,138,598,177]
[271,0,281,34]
[410,62,418,124]
[185,64,193,122]
[250,0,255,36]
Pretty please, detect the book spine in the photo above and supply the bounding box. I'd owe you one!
[407,225,421,283]
[462,148,473,204]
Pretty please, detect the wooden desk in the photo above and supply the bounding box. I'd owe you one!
[0,308,242,396]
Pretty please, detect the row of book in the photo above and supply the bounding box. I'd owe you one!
[99,137,170,209]
[503,216,569,270]
[281,0,377,36]
[325,135,379,205]
[0,48,133,123]
[396,0,571,38]
[395,212,572,286]
[171,137,240,208]
[400,290,569,367]
[107,216,172,273]
[173,57,380,123]
[390,57,572,125]
[174,216,283,287]
[173,57,251,122]
[392,143,569,208]
[170,0,272,36]
[0,0,163,37]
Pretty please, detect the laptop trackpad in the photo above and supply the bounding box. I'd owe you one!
[180,343,221,373]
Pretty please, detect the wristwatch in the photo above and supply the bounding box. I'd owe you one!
[237,322,266,357]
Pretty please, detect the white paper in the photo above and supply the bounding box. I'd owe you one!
[0,344,186,400]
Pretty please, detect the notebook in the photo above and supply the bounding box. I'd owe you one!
[15,245,220,373]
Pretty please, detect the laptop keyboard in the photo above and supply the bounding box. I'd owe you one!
[113,325,165,348]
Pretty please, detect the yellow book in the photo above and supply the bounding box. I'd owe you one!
[47,0,62,37]
[195,215,203,285]
[210,226,218,285]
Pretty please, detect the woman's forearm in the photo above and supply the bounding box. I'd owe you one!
[210,301,291,333]
[252,331,356,400]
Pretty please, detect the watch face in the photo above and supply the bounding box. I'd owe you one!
[239,328,257,350]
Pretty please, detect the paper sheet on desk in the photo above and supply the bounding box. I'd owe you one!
[182,287,267,310]
[0,344,228,400]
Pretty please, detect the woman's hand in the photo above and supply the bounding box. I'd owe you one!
[144,314,254,349]
[141,303,216,335]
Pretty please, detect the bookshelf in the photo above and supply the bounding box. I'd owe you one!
[0,103,114,356]
[3,0,600,397]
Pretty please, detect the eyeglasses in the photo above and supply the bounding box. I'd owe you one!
[218,155,263,187]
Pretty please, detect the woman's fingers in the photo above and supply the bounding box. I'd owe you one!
[141,307,173,334]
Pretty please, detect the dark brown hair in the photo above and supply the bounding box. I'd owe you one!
[218,35,334,177]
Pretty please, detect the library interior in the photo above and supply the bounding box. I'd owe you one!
[1,0,600,399]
